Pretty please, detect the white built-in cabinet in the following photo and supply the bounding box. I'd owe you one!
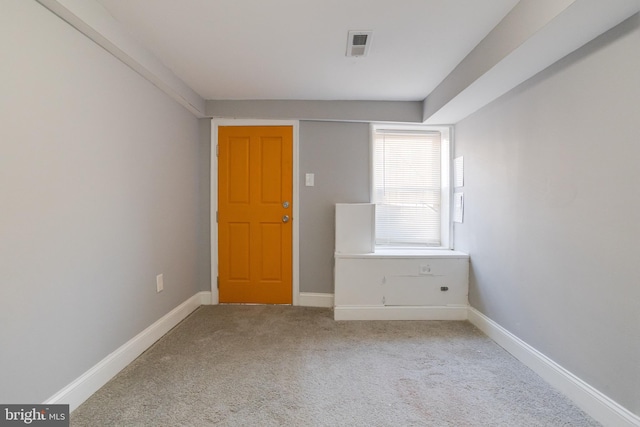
[334,204,469,321]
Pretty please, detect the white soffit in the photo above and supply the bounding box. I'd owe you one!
[424,0,640,124]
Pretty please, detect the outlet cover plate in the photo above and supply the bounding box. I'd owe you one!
[156,274,164,292]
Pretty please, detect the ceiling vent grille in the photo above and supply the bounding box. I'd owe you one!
[346,31,373,57]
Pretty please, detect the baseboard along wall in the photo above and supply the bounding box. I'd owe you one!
[298,292,334,308]
[467,307,640,427]
[45,291,211,412]
[334,305,468,321]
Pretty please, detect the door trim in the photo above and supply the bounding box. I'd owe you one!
[210,119,300,305]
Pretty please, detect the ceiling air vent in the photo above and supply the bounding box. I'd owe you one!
[346,31,373,57]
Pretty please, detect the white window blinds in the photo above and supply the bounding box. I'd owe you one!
[373,129,442,246]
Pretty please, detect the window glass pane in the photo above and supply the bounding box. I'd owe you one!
[373,130,441,246]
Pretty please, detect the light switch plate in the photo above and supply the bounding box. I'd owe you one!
[305,173,315,186]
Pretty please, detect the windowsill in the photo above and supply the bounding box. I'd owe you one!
[335,247,469,259]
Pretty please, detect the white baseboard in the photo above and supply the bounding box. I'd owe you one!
[199,290,213,305]
[334,305,468,321]
[298,292,334,308]
[468,307,640,427]
[45,291,211,412]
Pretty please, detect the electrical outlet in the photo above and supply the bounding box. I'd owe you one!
[156,274,164,293]
[419,264,431,275]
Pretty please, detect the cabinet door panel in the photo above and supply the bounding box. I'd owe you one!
[334,259,384,306]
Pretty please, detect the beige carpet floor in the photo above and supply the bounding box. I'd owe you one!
[71,305,599,426]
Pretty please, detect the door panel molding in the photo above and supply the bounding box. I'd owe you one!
[210,119,300,305]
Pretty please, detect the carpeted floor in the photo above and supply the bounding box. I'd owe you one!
[71,305,599,426]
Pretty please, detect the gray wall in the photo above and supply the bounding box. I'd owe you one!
[299,121,370,293]
[0,1,201,403]
[454,14,640,415]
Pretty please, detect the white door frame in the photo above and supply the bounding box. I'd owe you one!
[210,119,300,305]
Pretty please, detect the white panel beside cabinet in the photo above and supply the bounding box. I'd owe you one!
[334,250,469,321]
[335,203,375,254]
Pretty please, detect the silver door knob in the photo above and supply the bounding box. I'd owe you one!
[282,215,290,223]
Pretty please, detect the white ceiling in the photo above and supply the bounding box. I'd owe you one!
[94,0,520,101]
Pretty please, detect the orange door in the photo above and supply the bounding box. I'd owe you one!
[218,126,293,304]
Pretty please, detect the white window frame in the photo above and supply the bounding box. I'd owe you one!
[370,123,452,250]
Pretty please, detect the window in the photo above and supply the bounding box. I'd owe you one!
[371,124,451,248]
